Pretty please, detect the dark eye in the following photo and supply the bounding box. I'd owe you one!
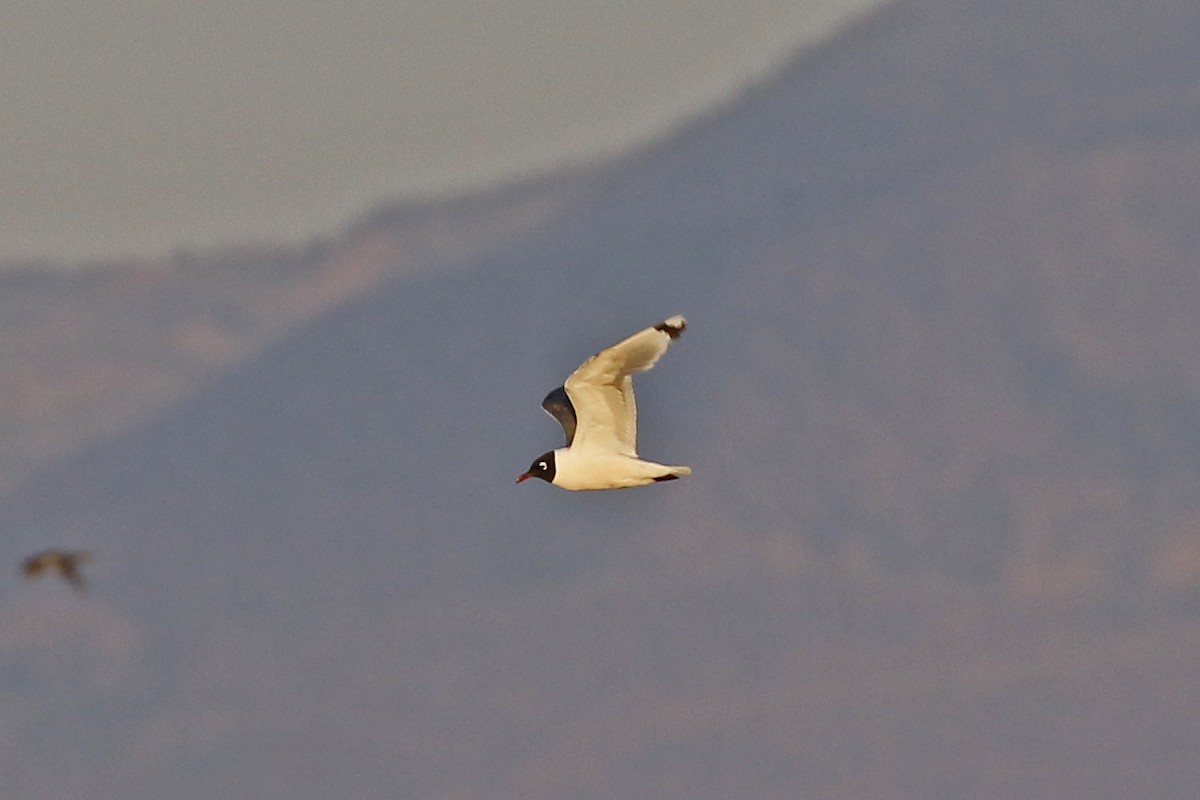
[539,461,548,470]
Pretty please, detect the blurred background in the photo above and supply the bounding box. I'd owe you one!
[3,0,1200,797]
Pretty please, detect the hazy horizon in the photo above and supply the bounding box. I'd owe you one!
[1,0,887,264]
[4,0,1200,795]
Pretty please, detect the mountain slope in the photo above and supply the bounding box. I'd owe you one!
[3,0,1200,797]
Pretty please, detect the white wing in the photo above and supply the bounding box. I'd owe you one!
[564,315,686,456]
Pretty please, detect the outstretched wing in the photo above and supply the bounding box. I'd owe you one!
[541,385,577,446]
[21,554,47,577]
[564,315,686,456]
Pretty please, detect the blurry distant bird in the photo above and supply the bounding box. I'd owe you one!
[518,315,692,490]
[21,550,92,590]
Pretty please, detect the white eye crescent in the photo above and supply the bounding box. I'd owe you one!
[539,461,548,470]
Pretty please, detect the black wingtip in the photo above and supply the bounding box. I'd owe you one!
[654,315,687,340]
[652,474,681,482]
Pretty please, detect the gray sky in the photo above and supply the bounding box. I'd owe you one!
[2,0,886,263]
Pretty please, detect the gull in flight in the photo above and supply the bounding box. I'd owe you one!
[21,549,92,591]
[518,315,692,490]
